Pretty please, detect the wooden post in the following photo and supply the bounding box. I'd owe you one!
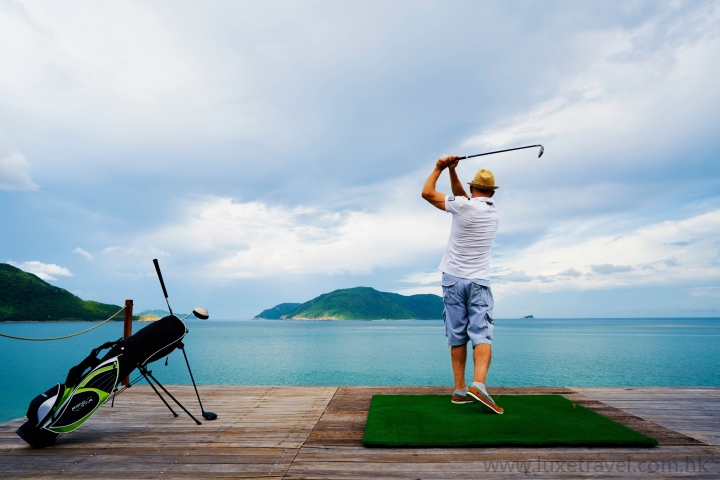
[122,299,133,386]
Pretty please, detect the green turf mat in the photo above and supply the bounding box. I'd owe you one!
[363,395,658,447]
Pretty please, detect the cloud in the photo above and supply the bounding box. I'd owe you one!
[504,271,533,282]
[102,246,169,257]
[73,247,93,260]
[400,272,442,285]
[0,130,38,190]
[1,2,719,319]
[686,287,720,298]
[460,3,720,155]
[106,187,449,280]
[590,264,634,275]
[9,261,73,281]
[665,240,696,246]
[558,267,583,277]
[0,151,37,191]
[492,209,720,293]
[663,256,680,267]
[393,286,442,297]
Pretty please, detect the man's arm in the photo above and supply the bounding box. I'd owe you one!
[421,156,457,211]
[448,159,468,198]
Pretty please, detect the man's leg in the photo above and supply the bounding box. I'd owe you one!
[451,343,467,390]
[466,285,502,413]
[443,274,470,391]
[443,274,472,403]
[473,343,491,384]
[468,343,502,413]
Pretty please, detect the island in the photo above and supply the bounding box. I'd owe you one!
[254,303,302,320]
[523,315,534,319]
[255,286,443,320]
[0,263,123,321]
[135,309,188,321]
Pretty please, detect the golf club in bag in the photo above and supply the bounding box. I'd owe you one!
[16,259,216,449]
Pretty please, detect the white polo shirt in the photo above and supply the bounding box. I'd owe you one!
[438,195,499,280]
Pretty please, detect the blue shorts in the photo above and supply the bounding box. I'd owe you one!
[441,272,495,347]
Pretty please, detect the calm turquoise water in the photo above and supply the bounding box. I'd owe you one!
[1,318,719,423]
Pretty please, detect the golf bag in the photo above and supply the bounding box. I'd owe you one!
[16,315,187,448]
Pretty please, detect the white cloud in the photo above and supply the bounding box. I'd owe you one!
[461,4,720,155]
[0,2,196,107]
[590,263,634,275]
[0,130,38,190]
[492,209,720,293]
[400,272,442,285]
[1,2,718,319]
[0,151,37,191]
[73,247,93,260]
[103,182,720,300]
[393,286,442,297]
[558,267,582,277]
[9,261,73,281]
[109,185,450,280]
[686,287,720,298]
[102,246,169,257]
[504,271,533,282]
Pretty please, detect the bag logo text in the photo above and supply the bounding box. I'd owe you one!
[72,398,94,412]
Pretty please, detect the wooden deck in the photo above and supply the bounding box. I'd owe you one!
[1,386,718,478]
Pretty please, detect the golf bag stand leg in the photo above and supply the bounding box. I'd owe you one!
[181,346,218,420]
[139,367,179,418]
[141,366,202,425]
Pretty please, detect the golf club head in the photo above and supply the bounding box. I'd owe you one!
[202,411,218,420]
[538,145,544,158]
[192,307,209,320]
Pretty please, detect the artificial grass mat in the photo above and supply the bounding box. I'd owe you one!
[363,395,658,447]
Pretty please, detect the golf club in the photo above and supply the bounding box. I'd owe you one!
[181,347,218,420]
[181,307,216,419]
[152,259,218,421]
[180,307,210,321]
[153,258,173,316]
[457,144,544,160]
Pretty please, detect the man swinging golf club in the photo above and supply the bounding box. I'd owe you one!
[421,156,503,414]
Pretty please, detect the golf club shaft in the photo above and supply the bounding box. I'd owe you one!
[458,144,542,160]
[153,259,173,315]
[181,347,207,413]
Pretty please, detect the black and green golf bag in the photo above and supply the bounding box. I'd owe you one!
[16,315,187,448]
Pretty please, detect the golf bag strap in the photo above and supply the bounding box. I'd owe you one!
[64,340,120,386]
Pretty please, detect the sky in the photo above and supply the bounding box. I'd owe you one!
[1,0,719,319]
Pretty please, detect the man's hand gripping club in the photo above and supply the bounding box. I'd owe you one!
[421,156,468,210]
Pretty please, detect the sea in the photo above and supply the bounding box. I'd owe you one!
[1,317,719,423]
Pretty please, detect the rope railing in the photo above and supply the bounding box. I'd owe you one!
[0,307,126,341]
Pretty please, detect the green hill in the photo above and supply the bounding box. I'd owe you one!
[0,263,123,321]
[254,303,302,319]
[259,287,443,320]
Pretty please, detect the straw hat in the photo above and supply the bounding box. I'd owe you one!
[468,169,499,190]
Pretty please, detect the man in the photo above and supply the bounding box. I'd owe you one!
[421,156,503,414]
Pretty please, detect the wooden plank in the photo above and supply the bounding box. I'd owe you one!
[2,386,719,479]
[293,386,719,478]
[563,393,704,445]
[1,385,336,478]
[576,387,720,446]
